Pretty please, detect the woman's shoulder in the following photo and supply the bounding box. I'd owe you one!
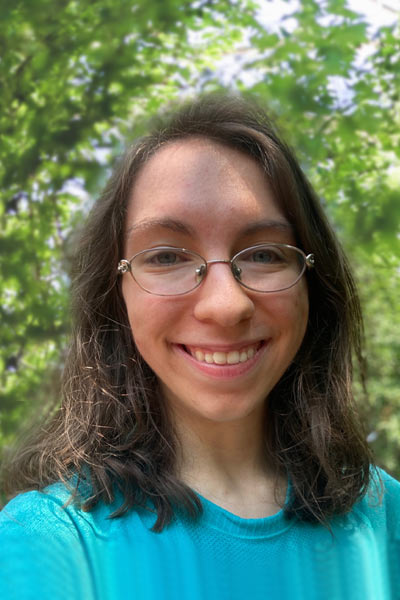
[0,483,81,539]
[0,484,102,600]
[0,480,156,542]
[368,466,400,506]
[375,467,400,511]
[353,466,400,536]
[375,466,400,489]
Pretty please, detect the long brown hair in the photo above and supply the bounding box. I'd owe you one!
[2,94,375,531]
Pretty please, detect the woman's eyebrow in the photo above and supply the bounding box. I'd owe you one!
[126,217,293,237]
[239,219,294,236]
[126,218,195,236]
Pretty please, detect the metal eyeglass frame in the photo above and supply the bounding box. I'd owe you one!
[117,243,315,296]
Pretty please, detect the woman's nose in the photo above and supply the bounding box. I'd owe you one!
[193,262,255,326]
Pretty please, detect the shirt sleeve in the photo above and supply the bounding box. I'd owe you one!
[0,491,97,600]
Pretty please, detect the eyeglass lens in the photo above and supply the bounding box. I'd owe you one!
[129,245,306,295]
[234,245,304,292]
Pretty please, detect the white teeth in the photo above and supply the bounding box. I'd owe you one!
[188,345,259,365]
[213,352,227,365]
[195,350,204,361]
[227,351,239,364]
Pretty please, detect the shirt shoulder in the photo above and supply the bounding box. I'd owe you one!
[352,466,400,538]
[375,467,400,528]
[0,484,81,538]
[1,481,158,543]
[0,486,97,600]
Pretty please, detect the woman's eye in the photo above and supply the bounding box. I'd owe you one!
[250,249,283,263]
[150,251,182,265]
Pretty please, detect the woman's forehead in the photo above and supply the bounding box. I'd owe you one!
[132,137,257,193]
[125,137,290,237]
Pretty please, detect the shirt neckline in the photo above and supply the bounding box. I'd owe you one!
[192,478,295,539]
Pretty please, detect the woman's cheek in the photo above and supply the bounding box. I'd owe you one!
[123,284,182,359]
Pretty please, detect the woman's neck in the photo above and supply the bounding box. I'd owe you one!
[172,410,286,518]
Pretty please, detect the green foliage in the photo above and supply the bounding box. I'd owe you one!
[1,0,399,480]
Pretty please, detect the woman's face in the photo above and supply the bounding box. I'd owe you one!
[122,138,309,426]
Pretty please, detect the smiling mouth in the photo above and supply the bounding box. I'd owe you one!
[182,342,264,366]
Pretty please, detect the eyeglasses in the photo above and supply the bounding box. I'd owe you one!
[117,243,315,296]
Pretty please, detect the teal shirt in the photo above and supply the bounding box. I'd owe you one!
[1,468,399,599]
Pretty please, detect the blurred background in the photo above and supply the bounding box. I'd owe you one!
[1,0,399,490]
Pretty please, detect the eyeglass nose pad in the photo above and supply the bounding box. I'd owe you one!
[195,264,207,282]
[232,263,242,281]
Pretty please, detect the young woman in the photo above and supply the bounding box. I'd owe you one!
[1,95,399,600]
